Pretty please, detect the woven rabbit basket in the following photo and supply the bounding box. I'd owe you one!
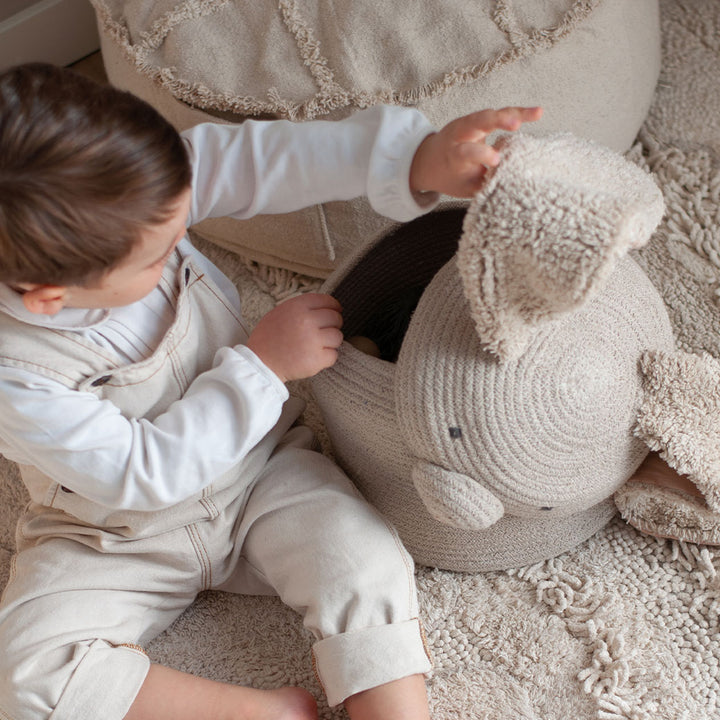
[311,133,675,572]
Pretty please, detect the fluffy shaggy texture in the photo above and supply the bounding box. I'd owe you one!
[614,347,720,545]
[1,0,719,718]
[636,350,720,513]
[457,132,665,360]
[613,482,720,545]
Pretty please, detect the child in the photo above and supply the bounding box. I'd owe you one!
[0,62,541,720]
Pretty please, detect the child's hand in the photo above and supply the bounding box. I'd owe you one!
[246,293,343,382]
[409,106,543,198]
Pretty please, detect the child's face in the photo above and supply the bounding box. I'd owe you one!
[63,188,192,310]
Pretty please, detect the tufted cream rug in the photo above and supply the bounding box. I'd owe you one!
[2,0,720,717]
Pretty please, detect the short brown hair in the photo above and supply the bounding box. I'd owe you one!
[0,63,191,287]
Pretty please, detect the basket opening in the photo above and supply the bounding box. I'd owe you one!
[332,208,465,361]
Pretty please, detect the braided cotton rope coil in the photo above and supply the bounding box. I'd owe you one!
[312,132,675,571]
[395,255,674,524]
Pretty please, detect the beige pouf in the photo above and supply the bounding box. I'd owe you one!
[311,134,675,572]
[91,0,661,276]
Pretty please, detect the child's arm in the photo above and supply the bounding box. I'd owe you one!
[0,342,291,511]
[0,288,343,510]
[0,292,341,511]
[184,105,437,226]
[240,108,543,383]
[184,105,542,228]
[409,106,543,197]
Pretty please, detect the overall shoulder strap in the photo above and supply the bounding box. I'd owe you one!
[0,311,120,389]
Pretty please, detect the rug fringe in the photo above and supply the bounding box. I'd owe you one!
[242,259,323,303]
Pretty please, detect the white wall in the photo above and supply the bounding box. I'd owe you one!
[0,0,100,69]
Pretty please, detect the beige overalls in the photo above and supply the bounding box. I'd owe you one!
[0,252,431,720]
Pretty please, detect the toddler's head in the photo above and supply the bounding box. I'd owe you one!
[0,63,191,291]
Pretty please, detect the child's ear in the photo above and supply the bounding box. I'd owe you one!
[20,285,68,316]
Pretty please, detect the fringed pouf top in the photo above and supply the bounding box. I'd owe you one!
[93,0,661,276]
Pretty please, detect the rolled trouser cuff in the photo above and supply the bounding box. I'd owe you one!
[312,618,433,706]
[50,640,150,720]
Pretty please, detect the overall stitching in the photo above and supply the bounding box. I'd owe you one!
[315,204,335,263]
[168,344,190,396]
[0,356,89,387]
[97,319,194,390]
[46,485,62,511]
[47,329,120,365]
[157,250,182,303]
[117,643,147,656]
[185,523,213,590]
[199,490,219,520]
[82,264,199,392]
[194,275,250,335]
[367,499,416,617]
[331,475,420,620]
[311,651,325,696]
[416,617,432,664]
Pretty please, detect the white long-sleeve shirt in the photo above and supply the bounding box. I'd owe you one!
[0,105,437,511]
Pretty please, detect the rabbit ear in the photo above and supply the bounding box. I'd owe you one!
[457,132,666,361]
[411,461,504,530]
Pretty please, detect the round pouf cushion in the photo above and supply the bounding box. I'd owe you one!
[311,210,675,571]
[92,0,660,276]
